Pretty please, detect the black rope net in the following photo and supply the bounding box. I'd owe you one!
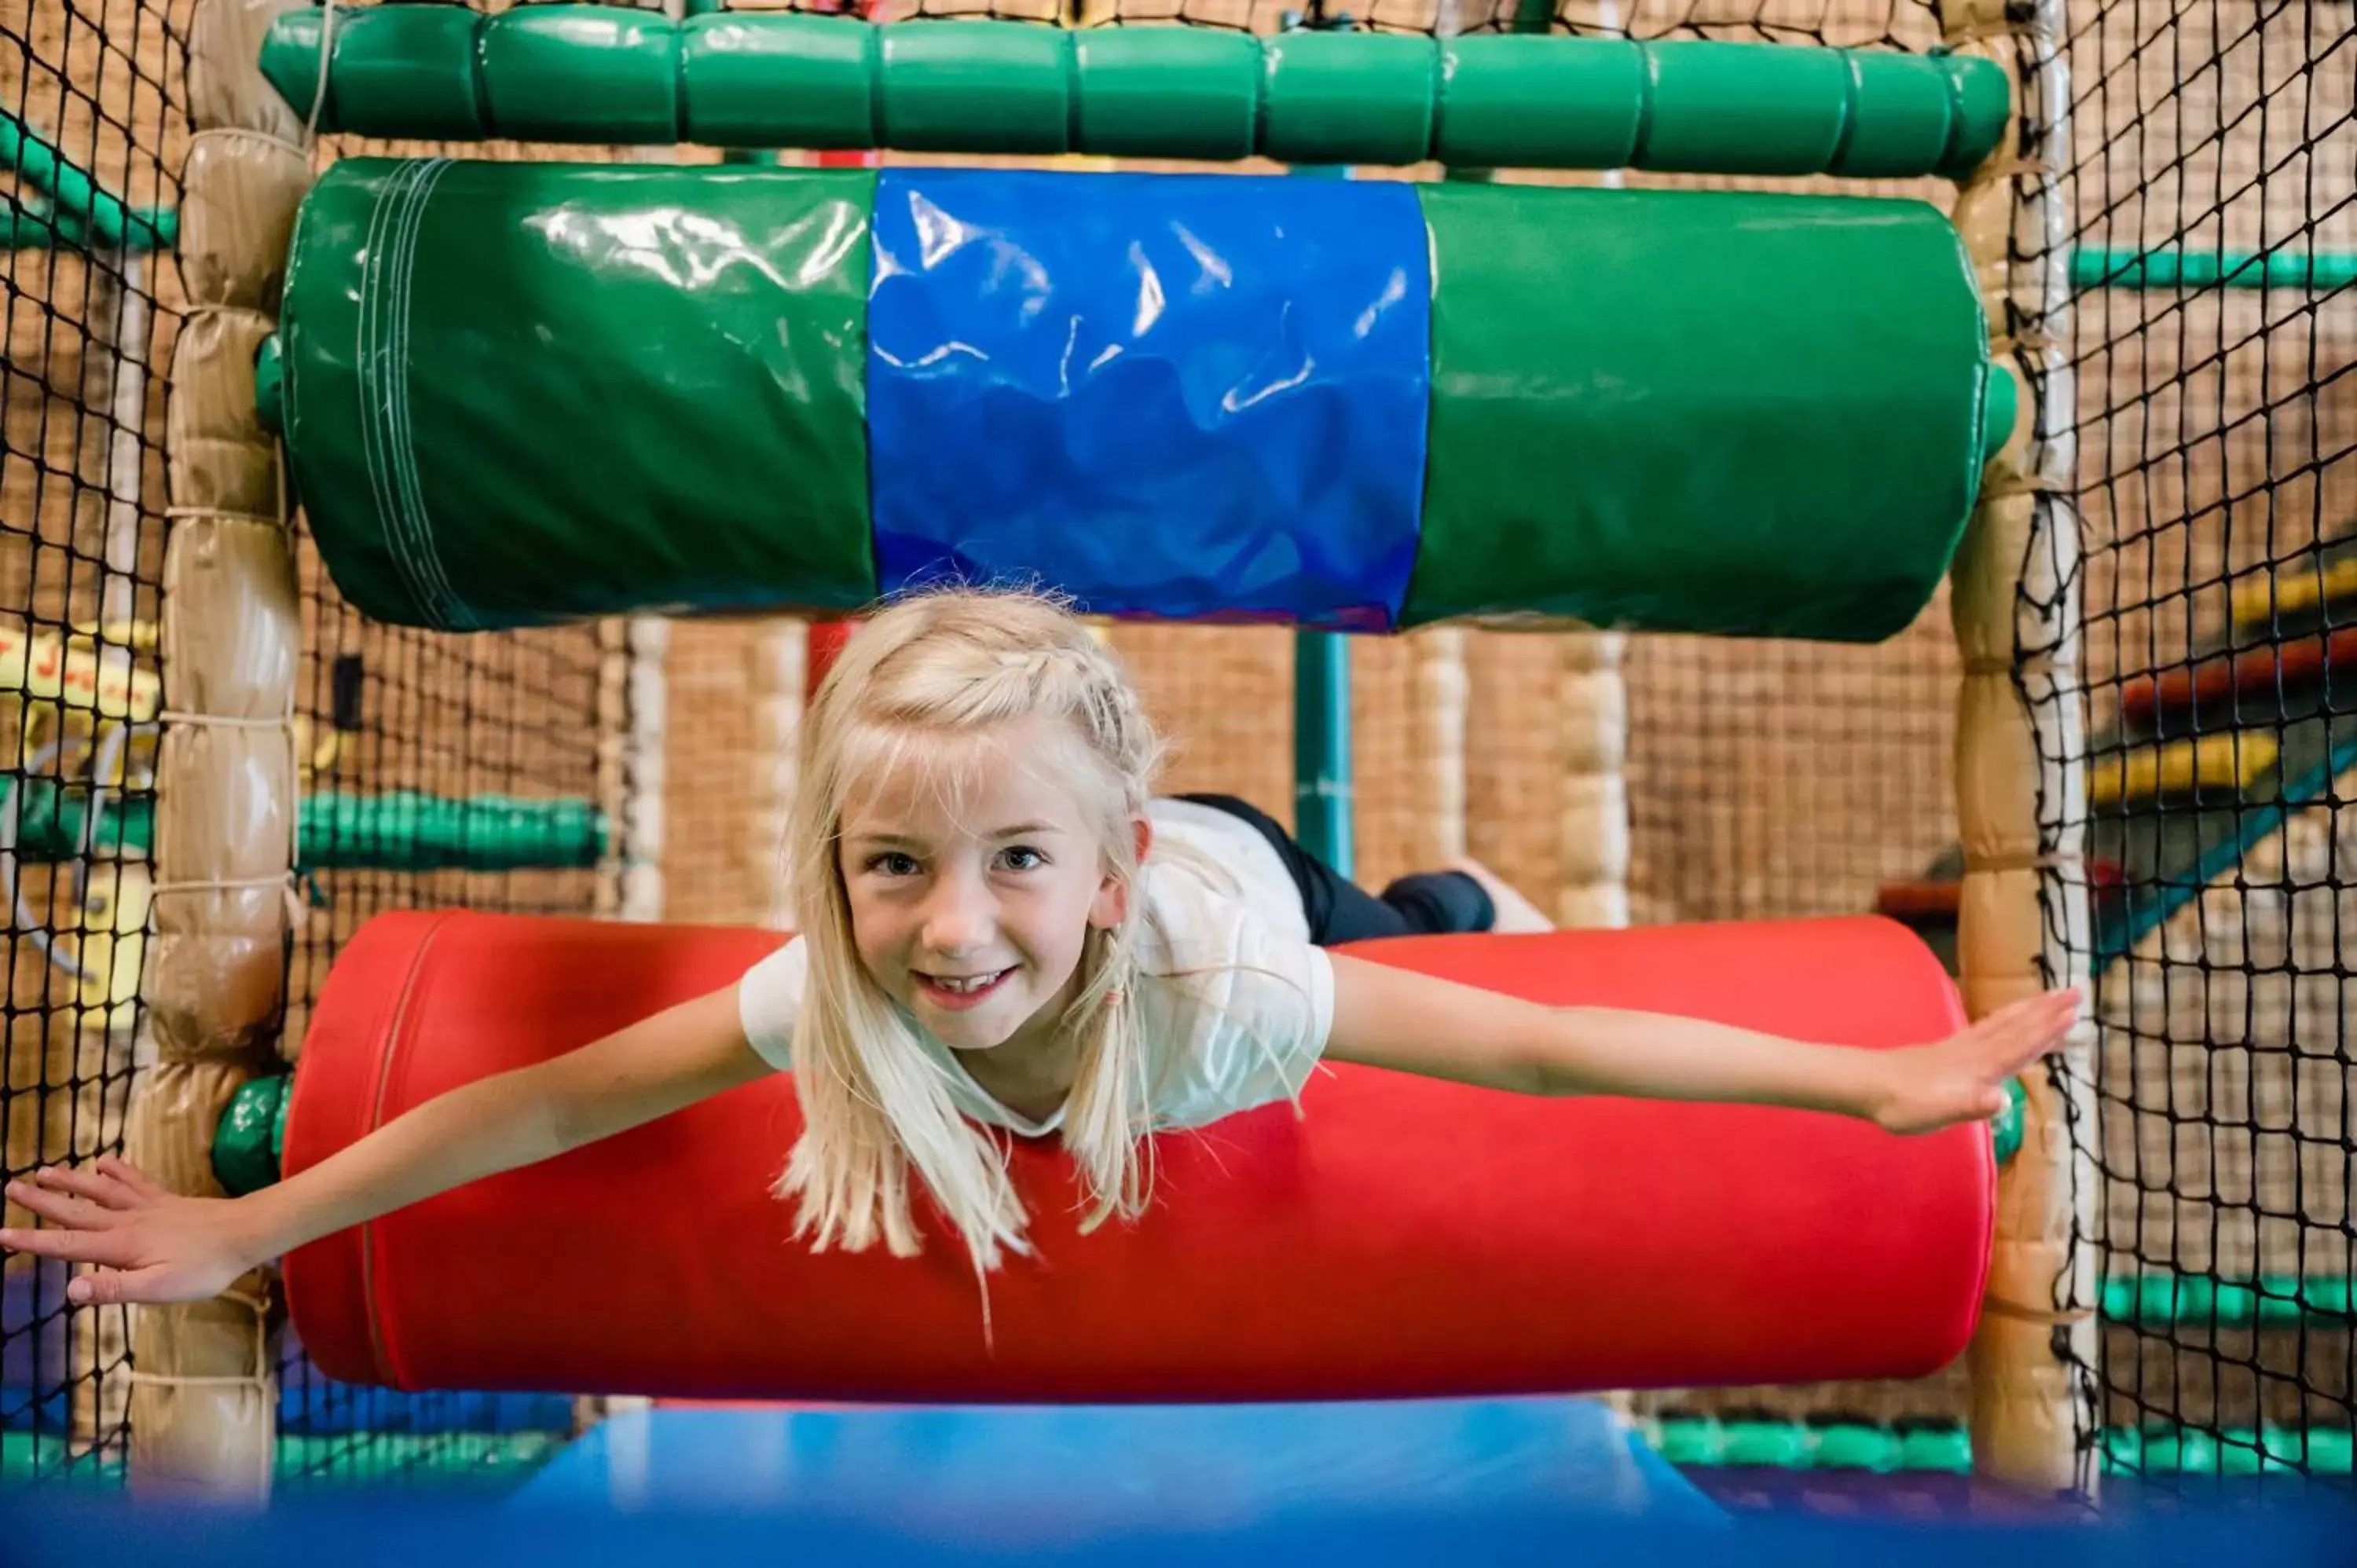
[264,49,670,1498]
[2,0,644,1493]
[2065,0,2355,1498]
[1,0,182,1488]
[7,0,2343,1513]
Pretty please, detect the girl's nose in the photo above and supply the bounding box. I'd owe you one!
[919,871,994,957]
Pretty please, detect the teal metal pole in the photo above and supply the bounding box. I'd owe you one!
[1294,629,1353,875]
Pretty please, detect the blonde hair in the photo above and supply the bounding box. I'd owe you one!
[776,584,1168,1275]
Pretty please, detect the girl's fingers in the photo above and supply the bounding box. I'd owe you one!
[0,1222,130,1266]
[71,1265,173,1307]
[2,1180,115,1232]
[30,1163,141,1211]
[94,1156,167,1201]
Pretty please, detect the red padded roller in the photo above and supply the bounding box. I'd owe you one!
[282,911,1989,1403]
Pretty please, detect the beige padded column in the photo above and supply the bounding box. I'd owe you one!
[124,0,313,1500]
[1940,0,2101,1502]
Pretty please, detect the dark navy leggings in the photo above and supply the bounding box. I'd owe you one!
[1173,793,1495,946]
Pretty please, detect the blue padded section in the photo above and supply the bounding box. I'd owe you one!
[866,169,1431,630]
[508,1399,1724,1528]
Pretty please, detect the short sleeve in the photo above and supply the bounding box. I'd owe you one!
[735,939,807,1072]
[1141,908,1336,1130]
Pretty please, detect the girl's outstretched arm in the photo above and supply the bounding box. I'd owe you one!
[1322,953,2078,1134]
[0,984,770,1307]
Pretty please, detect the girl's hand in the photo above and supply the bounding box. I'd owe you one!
[0,1156,266,1306]
[1871,990,2081,1138]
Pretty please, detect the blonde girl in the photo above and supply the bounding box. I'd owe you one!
[2,587,2077,1302]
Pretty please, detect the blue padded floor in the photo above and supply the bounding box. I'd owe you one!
[508,1396,1724,1540]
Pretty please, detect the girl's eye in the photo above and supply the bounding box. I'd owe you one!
[999,846,1045,873]
[867,852,922,878]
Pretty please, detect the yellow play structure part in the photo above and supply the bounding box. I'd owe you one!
[70,860,151,1032]
[2088,731,2279,808]
[2231,556,2357,630]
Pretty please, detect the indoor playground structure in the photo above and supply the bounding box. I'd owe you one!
[1,0,2352,1556]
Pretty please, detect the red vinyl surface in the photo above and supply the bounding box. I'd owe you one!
[281,910,1989,1403]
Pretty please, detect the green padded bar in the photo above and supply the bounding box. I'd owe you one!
[0,1431,566,1488]
[2072,246,2357,291]
[1990,1075,2025,1166]
[2,779,153,859]
[299,789,610,871]
[0,205,177,253]
[0,112,174,251]
[2102,1271,2353,1326]
[1406,184,1993,640]
[1648,1416,2357,1476]
[258,7,2009,179]
[211,1074,288,1198]
[0,781,608,871]
[280,158,876,628]
[254,333,284,434]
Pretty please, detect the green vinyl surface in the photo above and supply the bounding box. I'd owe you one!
[280,158,877,630]
[1406,183,1994,640]
[258,8,2009,180]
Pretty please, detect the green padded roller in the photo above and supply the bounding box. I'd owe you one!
[1648,1416,2357,1475]
[0,1432,566,1488]
[256,7,2009,181]
[280,158,876,629]
[2101,1271,2353,1326]
[2072,247,2357,291]
[212,1073,289,1198]
[0,782,608,872]
[0,111,175,251]
[299,789,610,872]
[1405,184,1993,639]
[2,779,153,859]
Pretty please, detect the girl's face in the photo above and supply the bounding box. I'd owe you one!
[836,718,1127,1056]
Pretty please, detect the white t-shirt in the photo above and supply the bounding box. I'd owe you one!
[735,798,1335,1137]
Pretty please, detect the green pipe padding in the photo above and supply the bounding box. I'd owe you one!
[299,789,610,871]
[1648,1417,2356,1476]
[276,161,1995,638]
[2102,1272,2353,1326]
[1,1431,566,1487]
[0,782,608,872]
[1989,1075,2025,1167]
[254,335,284,436]
[2102,1425,2355,1478]
[1406,184,1992,639]
[0,205,177,254]
[211,1073,288,1198]
[2072,247,2357,291]
[0,112,174,251]
[280,158,876,628]
[256,7,2009,180]
[4,779,153,859]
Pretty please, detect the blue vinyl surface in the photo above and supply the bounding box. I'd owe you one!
[505,1397,1720,1535]
[866,169,1431,629]
[12,1464,2355,1568]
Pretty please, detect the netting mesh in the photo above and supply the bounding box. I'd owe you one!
[2066,0,2355,1492]
[5,0,2348,1509]
[271,551,617,1489]
[1,0,182,1486]
[2,0,641,1491]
